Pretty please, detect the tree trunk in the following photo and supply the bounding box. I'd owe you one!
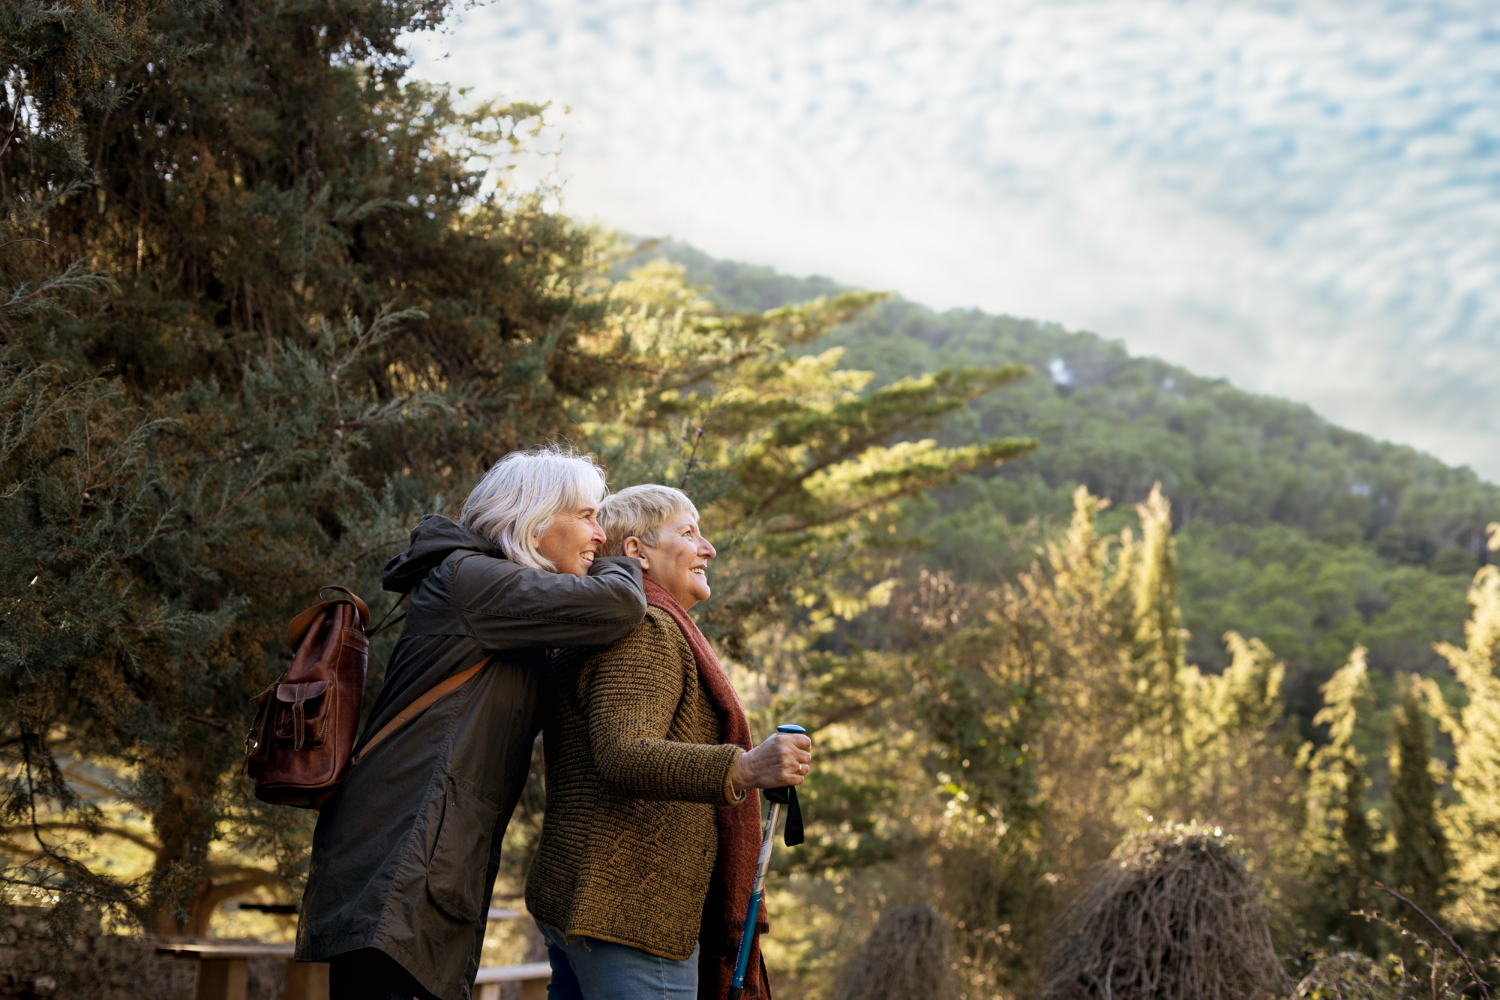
[150,765,222,937]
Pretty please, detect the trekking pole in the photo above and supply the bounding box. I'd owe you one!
[729,724,806,1000]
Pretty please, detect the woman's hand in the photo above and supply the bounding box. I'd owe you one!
[730,731,813,795]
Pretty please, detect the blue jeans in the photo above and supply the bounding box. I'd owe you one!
[539,923,699,1000]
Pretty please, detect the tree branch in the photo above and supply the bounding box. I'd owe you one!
[1374,881,1490,1000]
[1,821,163,857]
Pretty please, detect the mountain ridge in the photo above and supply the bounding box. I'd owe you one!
[630,239,1499,725]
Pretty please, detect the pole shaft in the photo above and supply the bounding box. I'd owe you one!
[731,802,781,989]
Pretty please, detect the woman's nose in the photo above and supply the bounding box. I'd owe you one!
[700,538,716,559]
[590,523,606,545]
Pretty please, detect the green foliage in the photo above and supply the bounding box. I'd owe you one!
[1176,523,1470,721]
[5,7,1499,991]
[0,0,619,933]
[0,0,210,161]
[781,487,1304,997]
[647,241,1498,726]
[1292,951,1470,1000]
[1387,678,1450,924]
[570,261,1035,645]
[0,1,1039,942]
[1424,525,1500,942]
[1300,648,1384,952]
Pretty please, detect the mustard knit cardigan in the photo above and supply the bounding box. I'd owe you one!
[526,607,745,960]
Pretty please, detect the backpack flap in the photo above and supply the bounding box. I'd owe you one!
[287,596,366,650]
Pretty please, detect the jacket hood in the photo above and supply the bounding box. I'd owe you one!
[382,515,503,594]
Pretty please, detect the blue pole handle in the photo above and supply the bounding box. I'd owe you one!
[777,724,806,734]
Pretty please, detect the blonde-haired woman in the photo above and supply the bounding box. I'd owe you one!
[527,484,812,1000]
[299,449,647,1000]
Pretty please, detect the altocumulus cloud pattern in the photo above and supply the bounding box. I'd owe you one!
[409,0,1500,480]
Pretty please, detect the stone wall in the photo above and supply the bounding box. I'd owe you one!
[0,907,285,1000]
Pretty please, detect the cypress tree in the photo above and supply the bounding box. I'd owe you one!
[1427,523,1500,941]
[0,0,632,933]
[1387,676,1450,924]
[1301,646,1383,953]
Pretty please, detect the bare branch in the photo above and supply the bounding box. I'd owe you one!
[1374,881,1491,1000]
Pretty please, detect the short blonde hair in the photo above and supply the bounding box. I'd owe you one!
[459,447,608,572]
[598,484,699,557]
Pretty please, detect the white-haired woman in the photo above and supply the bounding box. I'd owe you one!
[526,484,812,1000]
[298,449,647,1000]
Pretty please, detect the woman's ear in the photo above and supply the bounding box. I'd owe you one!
[622,535,648,568]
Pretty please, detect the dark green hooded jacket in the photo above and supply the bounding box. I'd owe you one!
[296,515,645,1000]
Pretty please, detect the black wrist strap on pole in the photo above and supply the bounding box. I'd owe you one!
[764,785,803,846]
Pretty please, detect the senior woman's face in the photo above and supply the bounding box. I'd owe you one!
[630,508,716,610]
[534,503,607,577]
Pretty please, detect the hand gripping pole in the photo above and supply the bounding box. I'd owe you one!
[729,725,806,1000]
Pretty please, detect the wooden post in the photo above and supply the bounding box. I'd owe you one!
[195,957,249,1000]
[284,961,330,1000]
[519,979,546,1000]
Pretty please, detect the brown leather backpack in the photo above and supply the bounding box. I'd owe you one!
[245,586,488,809]
[244,587,381,807]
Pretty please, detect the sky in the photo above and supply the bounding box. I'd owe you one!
[407,0,1500,481]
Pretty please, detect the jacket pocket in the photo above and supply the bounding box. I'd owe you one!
[425,775,500,922]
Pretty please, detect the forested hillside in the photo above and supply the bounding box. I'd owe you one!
[641,241,1500,726]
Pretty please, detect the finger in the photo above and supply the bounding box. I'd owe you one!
[787,734,812,750]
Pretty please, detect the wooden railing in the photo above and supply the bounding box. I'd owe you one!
[157,908,549,1000]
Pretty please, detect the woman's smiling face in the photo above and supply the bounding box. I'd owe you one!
[534,503,606,577]
[627,507,716,609]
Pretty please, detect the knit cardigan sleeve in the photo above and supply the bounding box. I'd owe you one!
[585,610,744,806]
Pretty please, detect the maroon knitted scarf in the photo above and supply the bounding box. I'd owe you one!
[643,578,771,1000]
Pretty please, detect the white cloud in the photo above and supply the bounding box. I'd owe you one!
[408,0,1500,479]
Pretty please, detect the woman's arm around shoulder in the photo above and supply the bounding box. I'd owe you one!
[453,554,646,652]
[586,610,743,806]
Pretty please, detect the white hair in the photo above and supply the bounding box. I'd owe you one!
[459,448,608,572]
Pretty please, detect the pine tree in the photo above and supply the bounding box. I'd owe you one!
[1387,676,1449,925]
[573,260,1036,664]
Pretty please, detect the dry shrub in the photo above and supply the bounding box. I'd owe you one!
[835,903,958,1000]
[1038,825,1288,1000]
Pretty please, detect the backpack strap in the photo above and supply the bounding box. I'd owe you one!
[368,593,408,638]
[350,656,491,766]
